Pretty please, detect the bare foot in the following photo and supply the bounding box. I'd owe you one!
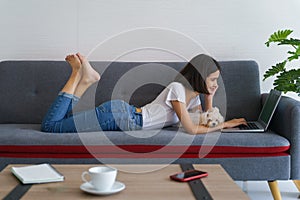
[65,54,82,72]
[76,53,100,84]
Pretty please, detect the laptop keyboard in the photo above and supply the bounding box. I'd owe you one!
[238,122,259,130]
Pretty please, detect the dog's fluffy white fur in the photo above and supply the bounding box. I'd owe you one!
[186,107,224,128]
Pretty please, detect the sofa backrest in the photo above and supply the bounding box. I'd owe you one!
[0,60,261,124]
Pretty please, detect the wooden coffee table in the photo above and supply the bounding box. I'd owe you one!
[0,164,249,199]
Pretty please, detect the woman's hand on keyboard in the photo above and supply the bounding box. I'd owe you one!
[223,118,247,129]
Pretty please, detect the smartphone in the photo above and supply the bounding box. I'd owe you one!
[170,170,208,182]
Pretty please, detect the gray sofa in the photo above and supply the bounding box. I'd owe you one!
[0,60,299,199]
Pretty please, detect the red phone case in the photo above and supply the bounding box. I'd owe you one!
[170,170,208,182]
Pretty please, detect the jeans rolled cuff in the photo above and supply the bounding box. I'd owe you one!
[58,92,80,102]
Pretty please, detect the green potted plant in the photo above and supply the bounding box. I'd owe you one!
[264,29,300,96]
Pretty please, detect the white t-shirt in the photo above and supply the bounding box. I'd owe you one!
[141,82,201,129]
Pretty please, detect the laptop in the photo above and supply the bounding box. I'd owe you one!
[222,89,281,133]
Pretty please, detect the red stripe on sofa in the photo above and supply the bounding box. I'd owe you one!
[0,145,290,154]
[0,152,289,159]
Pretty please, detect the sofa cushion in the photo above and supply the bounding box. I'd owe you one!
[0,124,290,159]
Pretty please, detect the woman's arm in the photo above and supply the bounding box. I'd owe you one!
[205,94,213,111]
[171,100,246,134]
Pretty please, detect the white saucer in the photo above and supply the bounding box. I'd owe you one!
[80,181,125,195]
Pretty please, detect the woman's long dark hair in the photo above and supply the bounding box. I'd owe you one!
[174,54,221,94]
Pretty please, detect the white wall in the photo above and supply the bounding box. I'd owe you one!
[0,0,299,100]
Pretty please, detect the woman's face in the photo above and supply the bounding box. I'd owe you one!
[205,70,220,95]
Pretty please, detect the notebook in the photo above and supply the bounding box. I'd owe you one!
[222,89,281,133]
[11,163,64,184]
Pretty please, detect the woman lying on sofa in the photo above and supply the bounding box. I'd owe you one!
[41,53,246,134]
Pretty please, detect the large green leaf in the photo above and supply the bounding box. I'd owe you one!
[274,69,300,95]
[263,61,286,81]
[287,46,300,61]
[288,54,299,61]
[265,29,293,47]
[278,38,300,46]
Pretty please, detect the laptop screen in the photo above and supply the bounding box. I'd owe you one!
[258,89,281,127]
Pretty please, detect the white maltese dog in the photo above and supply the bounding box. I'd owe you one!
[188,107,224,128]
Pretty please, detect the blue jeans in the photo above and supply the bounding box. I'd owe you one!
[41,92,143,133]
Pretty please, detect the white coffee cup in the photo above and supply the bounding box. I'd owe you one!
[81,166,117,191]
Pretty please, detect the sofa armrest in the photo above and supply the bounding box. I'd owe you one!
[262,94,300,179]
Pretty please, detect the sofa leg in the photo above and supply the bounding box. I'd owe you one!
[268,181,282,200]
